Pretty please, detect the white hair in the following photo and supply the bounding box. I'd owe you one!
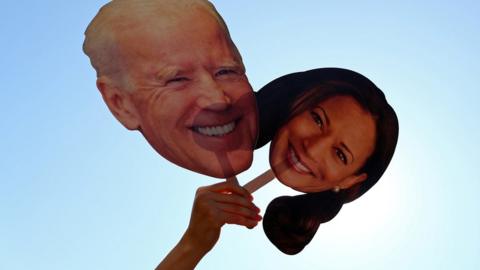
[83,0,238,90]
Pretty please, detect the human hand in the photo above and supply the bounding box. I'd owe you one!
[183,181,262,253]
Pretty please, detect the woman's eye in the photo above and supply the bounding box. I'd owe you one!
[335,148,347,165]
[310,111,324,128]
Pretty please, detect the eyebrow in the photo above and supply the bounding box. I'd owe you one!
[316,106,330,126]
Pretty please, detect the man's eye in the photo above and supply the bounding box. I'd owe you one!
[310,111,324,128]
[166,77,189,84]
[335,148,347,165]
[215,69,237,76]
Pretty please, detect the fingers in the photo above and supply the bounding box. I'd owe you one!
[202,181,261,220]
[217,201,262,221]
[210,191,257,210]
[201,180,252,200]
[193,181,261,229]
[185,181,261,253]
[219,211,261,228]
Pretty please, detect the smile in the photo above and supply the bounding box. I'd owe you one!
[287,145,312,175]
[192,121,236,137]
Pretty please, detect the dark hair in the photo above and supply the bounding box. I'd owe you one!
[255,68,399,255]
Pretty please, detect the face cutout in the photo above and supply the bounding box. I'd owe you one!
[269,95,376,193]
[251,68,399,256]
[98,9,258,178]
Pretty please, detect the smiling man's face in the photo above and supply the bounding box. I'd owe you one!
[107,9,257,178]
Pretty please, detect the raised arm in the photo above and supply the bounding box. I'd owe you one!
[156,181,262,270]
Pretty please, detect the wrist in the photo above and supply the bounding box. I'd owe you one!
[179,229,211,259]
[155,230,209,270]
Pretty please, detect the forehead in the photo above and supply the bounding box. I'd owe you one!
[117,6,228,53]
[116,10,237,71]
[320,95,376,160]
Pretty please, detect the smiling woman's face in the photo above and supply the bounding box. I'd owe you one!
[269,95,377,193]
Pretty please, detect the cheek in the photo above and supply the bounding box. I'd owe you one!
[275,127,290,146]
[152,95,197,125]
[269,130,286,163]
[239,93,257,128]
[286,115,314,136]
[325,165,356,184]
[222,79,252,97]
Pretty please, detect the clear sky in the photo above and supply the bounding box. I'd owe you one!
[1,0,479,269]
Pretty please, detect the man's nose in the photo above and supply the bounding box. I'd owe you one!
[195,75,232,111]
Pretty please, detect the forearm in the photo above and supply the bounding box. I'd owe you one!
[156,181,260,270]
[155,231,209,270]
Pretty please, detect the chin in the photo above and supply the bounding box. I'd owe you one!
[191,150,253,179]
[200,163,251,178]
[274,171,297,190]
[270,161,308,192]
[222,150,253,177]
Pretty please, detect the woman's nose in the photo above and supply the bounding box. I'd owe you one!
[302,133,333,164]
[195,75,232,111]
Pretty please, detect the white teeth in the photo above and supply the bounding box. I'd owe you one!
[288,147,311,174]
[194,121,236,137]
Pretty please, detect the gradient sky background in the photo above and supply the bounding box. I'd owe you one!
[1,0,479,269]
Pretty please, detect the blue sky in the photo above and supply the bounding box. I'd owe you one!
[1,1,479,269]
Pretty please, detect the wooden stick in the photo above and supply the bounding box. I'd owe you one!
[226,175,239,185]
[243,169,275,193]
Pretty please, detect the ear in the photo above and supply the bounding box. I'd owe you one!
[338,173,368,189]
[96,76,141,130]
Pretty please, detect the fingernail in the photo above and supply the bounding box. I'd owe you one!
[256,214,263,221]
